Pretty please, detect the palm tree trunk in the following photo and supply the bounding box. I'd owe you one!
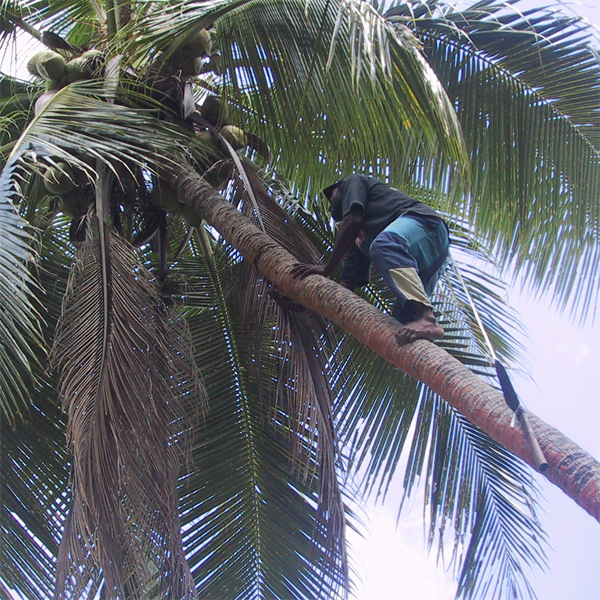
[172,164,600,523]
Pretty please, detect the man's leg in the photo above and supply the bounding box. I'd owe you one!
[369,215,448,343]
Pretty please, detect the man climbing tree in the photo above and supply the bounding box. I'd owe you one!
[292,174,449,343]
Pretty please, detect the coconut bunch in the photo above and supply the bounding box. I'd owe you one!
[40,161,91,220]
[166,28,215,78]
[27,49,104,90]
[24,29,268,238]
[196,94,268,178]
[27,48,105,115]
[147,93,249,230]
[154,91,273,229]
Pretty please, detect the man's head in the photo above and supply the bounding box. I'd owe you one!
[322,180,341,201]
[323,179,343,220]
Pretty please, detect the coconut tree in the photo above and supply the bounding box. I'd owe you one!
[0,1,598,599]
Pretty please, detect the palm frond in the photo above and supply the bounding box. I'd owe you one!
[412,387,546,600]
[122,0,466,196]
[50,221,201,600]
[0,395,67,600]
[395,0,600,320]
[0,76,36,149]
[332,326,546,600]
[168,235,348,599]
[215,0,466,193]
[6,80,190,176]
[0,143,42,422]
[232,170,348,580]
[8,0,104,46]
[0,222,73,599]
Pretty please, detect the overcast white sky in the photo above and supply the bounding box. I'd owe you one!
[350,287,600,600]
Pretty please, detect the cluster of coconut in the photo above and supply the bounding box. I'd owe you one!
[27,48,104,115]
[148,92,250,228]
[168,28,216,78]
[27,48,104,90]
[41,161,90,219]
[28,30,255,233]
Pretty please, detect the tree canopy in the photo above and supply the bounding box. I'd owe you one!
[0,1,598,599]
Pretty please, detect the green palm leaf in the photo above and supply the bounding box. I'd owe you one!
[0,224,72,599]
[393,0,600,319]
[175,238,348,599]
[216,0,466,191]
[0,138,41,422]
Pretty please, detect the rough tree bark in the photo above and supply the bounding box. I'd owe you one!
[172,164,600,523]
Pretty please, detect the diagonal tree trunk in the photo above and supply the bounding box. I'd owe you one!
[172,163,600,523]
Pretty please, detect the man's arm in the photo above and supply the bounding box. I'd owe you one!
[290,207,364,279]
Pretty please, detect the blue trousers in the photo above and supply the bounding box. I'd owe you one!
[368,214,449,322]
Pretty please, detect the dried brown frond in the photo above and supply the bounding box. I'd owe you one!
[228,168,347,586]
[50,219,202,600]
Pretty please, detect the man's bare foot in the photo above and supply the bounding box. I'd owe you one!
[395,307,444,344]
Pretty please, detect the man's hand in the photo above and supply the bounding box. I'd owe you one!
[290,263,330,279]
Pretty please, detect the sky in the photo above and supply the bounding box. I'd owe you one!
[349,1,600,599]
[2,1,599,600]
[349,288,600,600]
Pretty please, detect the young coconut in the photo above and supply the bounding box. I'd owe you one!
[183,29,212,57]
[27,50,66,81]
[59,190,88,219]
[221,125,246,150]
[195,129,224,162]
[43,162,76,195]
[200,95,228,126]
[65,57,90,83]
[82,49,104,77]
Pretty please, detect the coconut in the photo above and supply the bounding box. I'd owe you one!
[59,190,88,219]
[45,79,62,92]
[181,205,203,228]
[43,162,76,195]
[28,50,66,81]
[184,29,212,57]
[200,95,228,126]
[195,130,227,172]
[149,182,182,212]
[27,55,41,78]
[221,125,246,150]
[196,129,221,156]
[65,57,90,83]
[193,56,204,75]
